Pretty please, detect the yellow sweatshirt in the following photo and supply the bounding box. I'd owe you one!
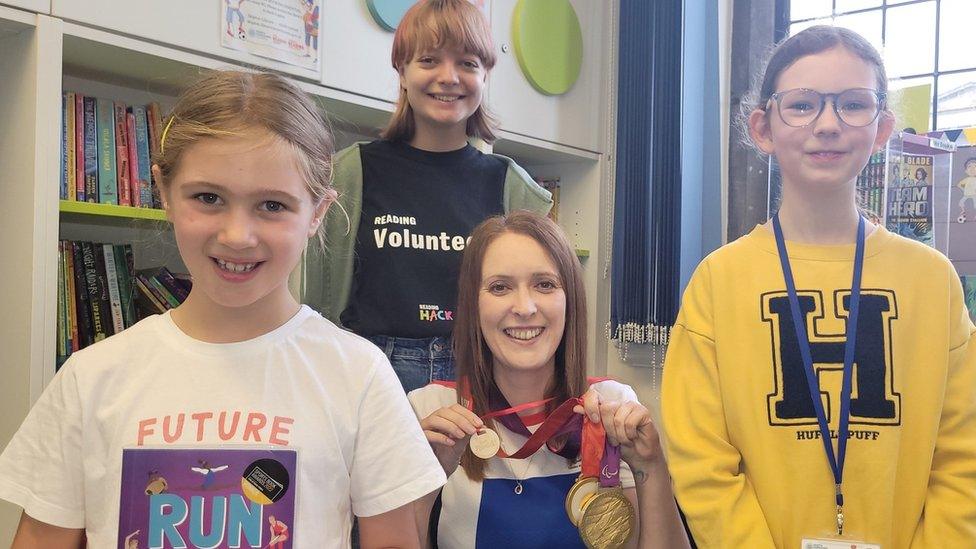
[662,224,976,548]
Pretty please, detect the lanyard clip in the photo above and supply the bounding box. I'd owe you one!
[836,505,845,536]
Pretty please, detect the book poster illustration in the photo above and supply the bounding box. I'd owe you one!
[886,153,934,246]
[119,447,296,548]
[221,0,320,71]
[948,146,976,276]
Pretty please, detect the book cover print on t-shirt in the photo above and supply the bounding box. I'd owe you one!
[118,447,296,549]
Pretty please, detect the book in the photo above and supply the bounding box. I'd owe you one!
[56,242,66,361]
[150,266,190,303]
[96,98,118,205]
[70,242,93,349]
[81,242,111,342]
[83,96,98,202]
[102,244,125,334]
[114,244,136,328]
[133,276,168,315]
[75,93,86,202]
[886,153,934,246]
[145,274,181,309]
[131,105,153,208]
[963,275,976,323]
[125,112,141,208]
[65,241,80,352]
[114,102,131,207]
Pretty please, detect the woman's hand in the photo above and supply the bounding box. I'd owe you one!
[419,404,485,477]
[595,401,664,469]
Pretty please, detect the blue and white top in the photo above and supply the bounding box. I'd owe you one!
[407,381,637,549]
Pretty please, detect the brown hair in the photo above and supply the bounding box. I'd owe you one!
[737,25,892,150]
[154,70,336,246]
[454,211,587,481]
[381,0,499,143]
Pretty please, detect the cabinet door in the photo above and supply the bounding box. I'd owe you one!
[1,0,48,12]
[320,1,399,103]
[51,0,320,81]
[489,0,607,153]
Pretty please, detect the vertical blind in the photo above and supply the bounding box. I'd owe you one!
[607,0,683,352]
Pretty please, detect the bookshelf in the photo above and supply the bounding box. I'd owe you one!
[0,3,617,541]
[59,200,167,221]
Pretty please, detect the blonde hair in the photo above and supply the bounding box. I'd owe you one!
[155,70,336,246]
[381,0,499,143]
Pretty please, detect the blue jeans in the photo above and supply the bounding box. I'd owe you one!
[367,335,455,393]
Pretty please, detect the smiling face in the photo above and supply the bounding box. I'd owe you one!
[478,232,567,378]
[749,46,894,196]
[160,128,326,319]
[399,46,486,145]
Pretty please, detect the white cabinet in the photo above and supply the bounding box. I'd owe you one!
[320,0,400,104]
[489,0,608,153]
[51,0,321,81]
[0,0,47,12]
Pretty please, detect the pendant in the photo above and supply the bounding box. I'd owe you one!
[514,480,523,495]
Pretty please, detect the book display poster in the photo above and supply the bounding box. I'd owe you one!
[119,447,297,548]
[887,153,935,247]
[948,146,976,276]
[221,0,320,71]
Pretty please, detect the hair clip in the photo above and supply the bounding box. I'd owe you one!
[160,116,176,154]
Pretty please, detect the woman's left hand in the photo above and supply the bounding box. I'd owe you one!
[596,401,663,467]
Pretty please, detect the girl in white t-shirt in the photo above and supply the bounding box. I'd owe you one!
[409,211,690,548]
[0,71,444,548]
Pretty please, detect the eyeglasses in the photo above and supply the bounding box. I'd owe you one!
[765,88,887,128]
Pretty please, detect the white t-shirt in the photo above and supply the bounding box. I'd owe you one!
[0,306,445,548]
[408,381,637,549]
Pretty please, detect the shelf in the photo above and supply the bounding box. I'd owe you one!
[494,130,601,166]
[59,200,167,221]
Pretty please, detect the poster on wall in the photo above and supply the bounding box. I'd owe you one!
[221,0,320,71]
[947,146,976,275]
[886,153,935,246]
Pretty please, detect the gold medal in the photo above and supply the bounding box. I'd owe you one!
[577,487,635,549]
[565,476,599,526]
[469,427,501,459]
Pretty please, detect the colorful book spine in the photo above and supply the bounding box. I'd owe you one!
[102,244,125,334]
[96,98,118,205]
[126,112,141,208]
[82,242,110,342]
[114,244,136,328]
[65,241,79,352]
[70,242,93,349]
[132,105,153,207]
[74,93,86,202]
[114,102,131,207]
[56,242,67,361]
[144,274,181,309]
[83,97,98,202]
[153,267,190,303]
[134,276,168,313]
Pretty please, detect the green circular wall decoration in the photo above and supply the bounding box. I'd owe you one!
[366,0,414,32]
[511,0,583,96]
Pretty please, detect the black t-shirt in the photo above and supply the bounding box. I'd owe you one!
[341,140,506,338]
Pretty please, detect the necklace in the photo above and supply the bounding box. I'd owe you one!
[505,453,537,495]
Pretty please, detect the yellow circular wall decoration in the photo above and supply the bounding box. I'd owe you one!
[511,0,583,96]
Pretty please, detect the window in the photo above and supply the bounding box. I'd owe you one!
[782,0,976,131]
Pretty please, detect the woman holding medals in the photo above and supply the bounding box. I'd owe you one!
[408,211,690,548]
[662,26,976,548]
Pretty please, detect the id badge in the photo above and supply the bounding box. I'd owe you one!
[801,538,880,549]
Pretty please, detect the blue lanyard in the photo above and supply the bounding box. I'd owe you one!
[772,213,865,536]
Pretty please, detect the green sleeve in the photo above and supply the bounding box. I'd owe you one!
[494,153,553,215]
[303,143,364,324]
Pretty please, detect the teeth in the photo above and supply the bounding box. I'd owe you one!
[505,328,543,341]
[432,95,459,102]
[216,259,257,273]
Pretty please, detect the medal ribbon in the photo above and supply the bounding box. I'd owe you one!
[772,213,865,534]
[599,442,622,488]
[580,417,606,478]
